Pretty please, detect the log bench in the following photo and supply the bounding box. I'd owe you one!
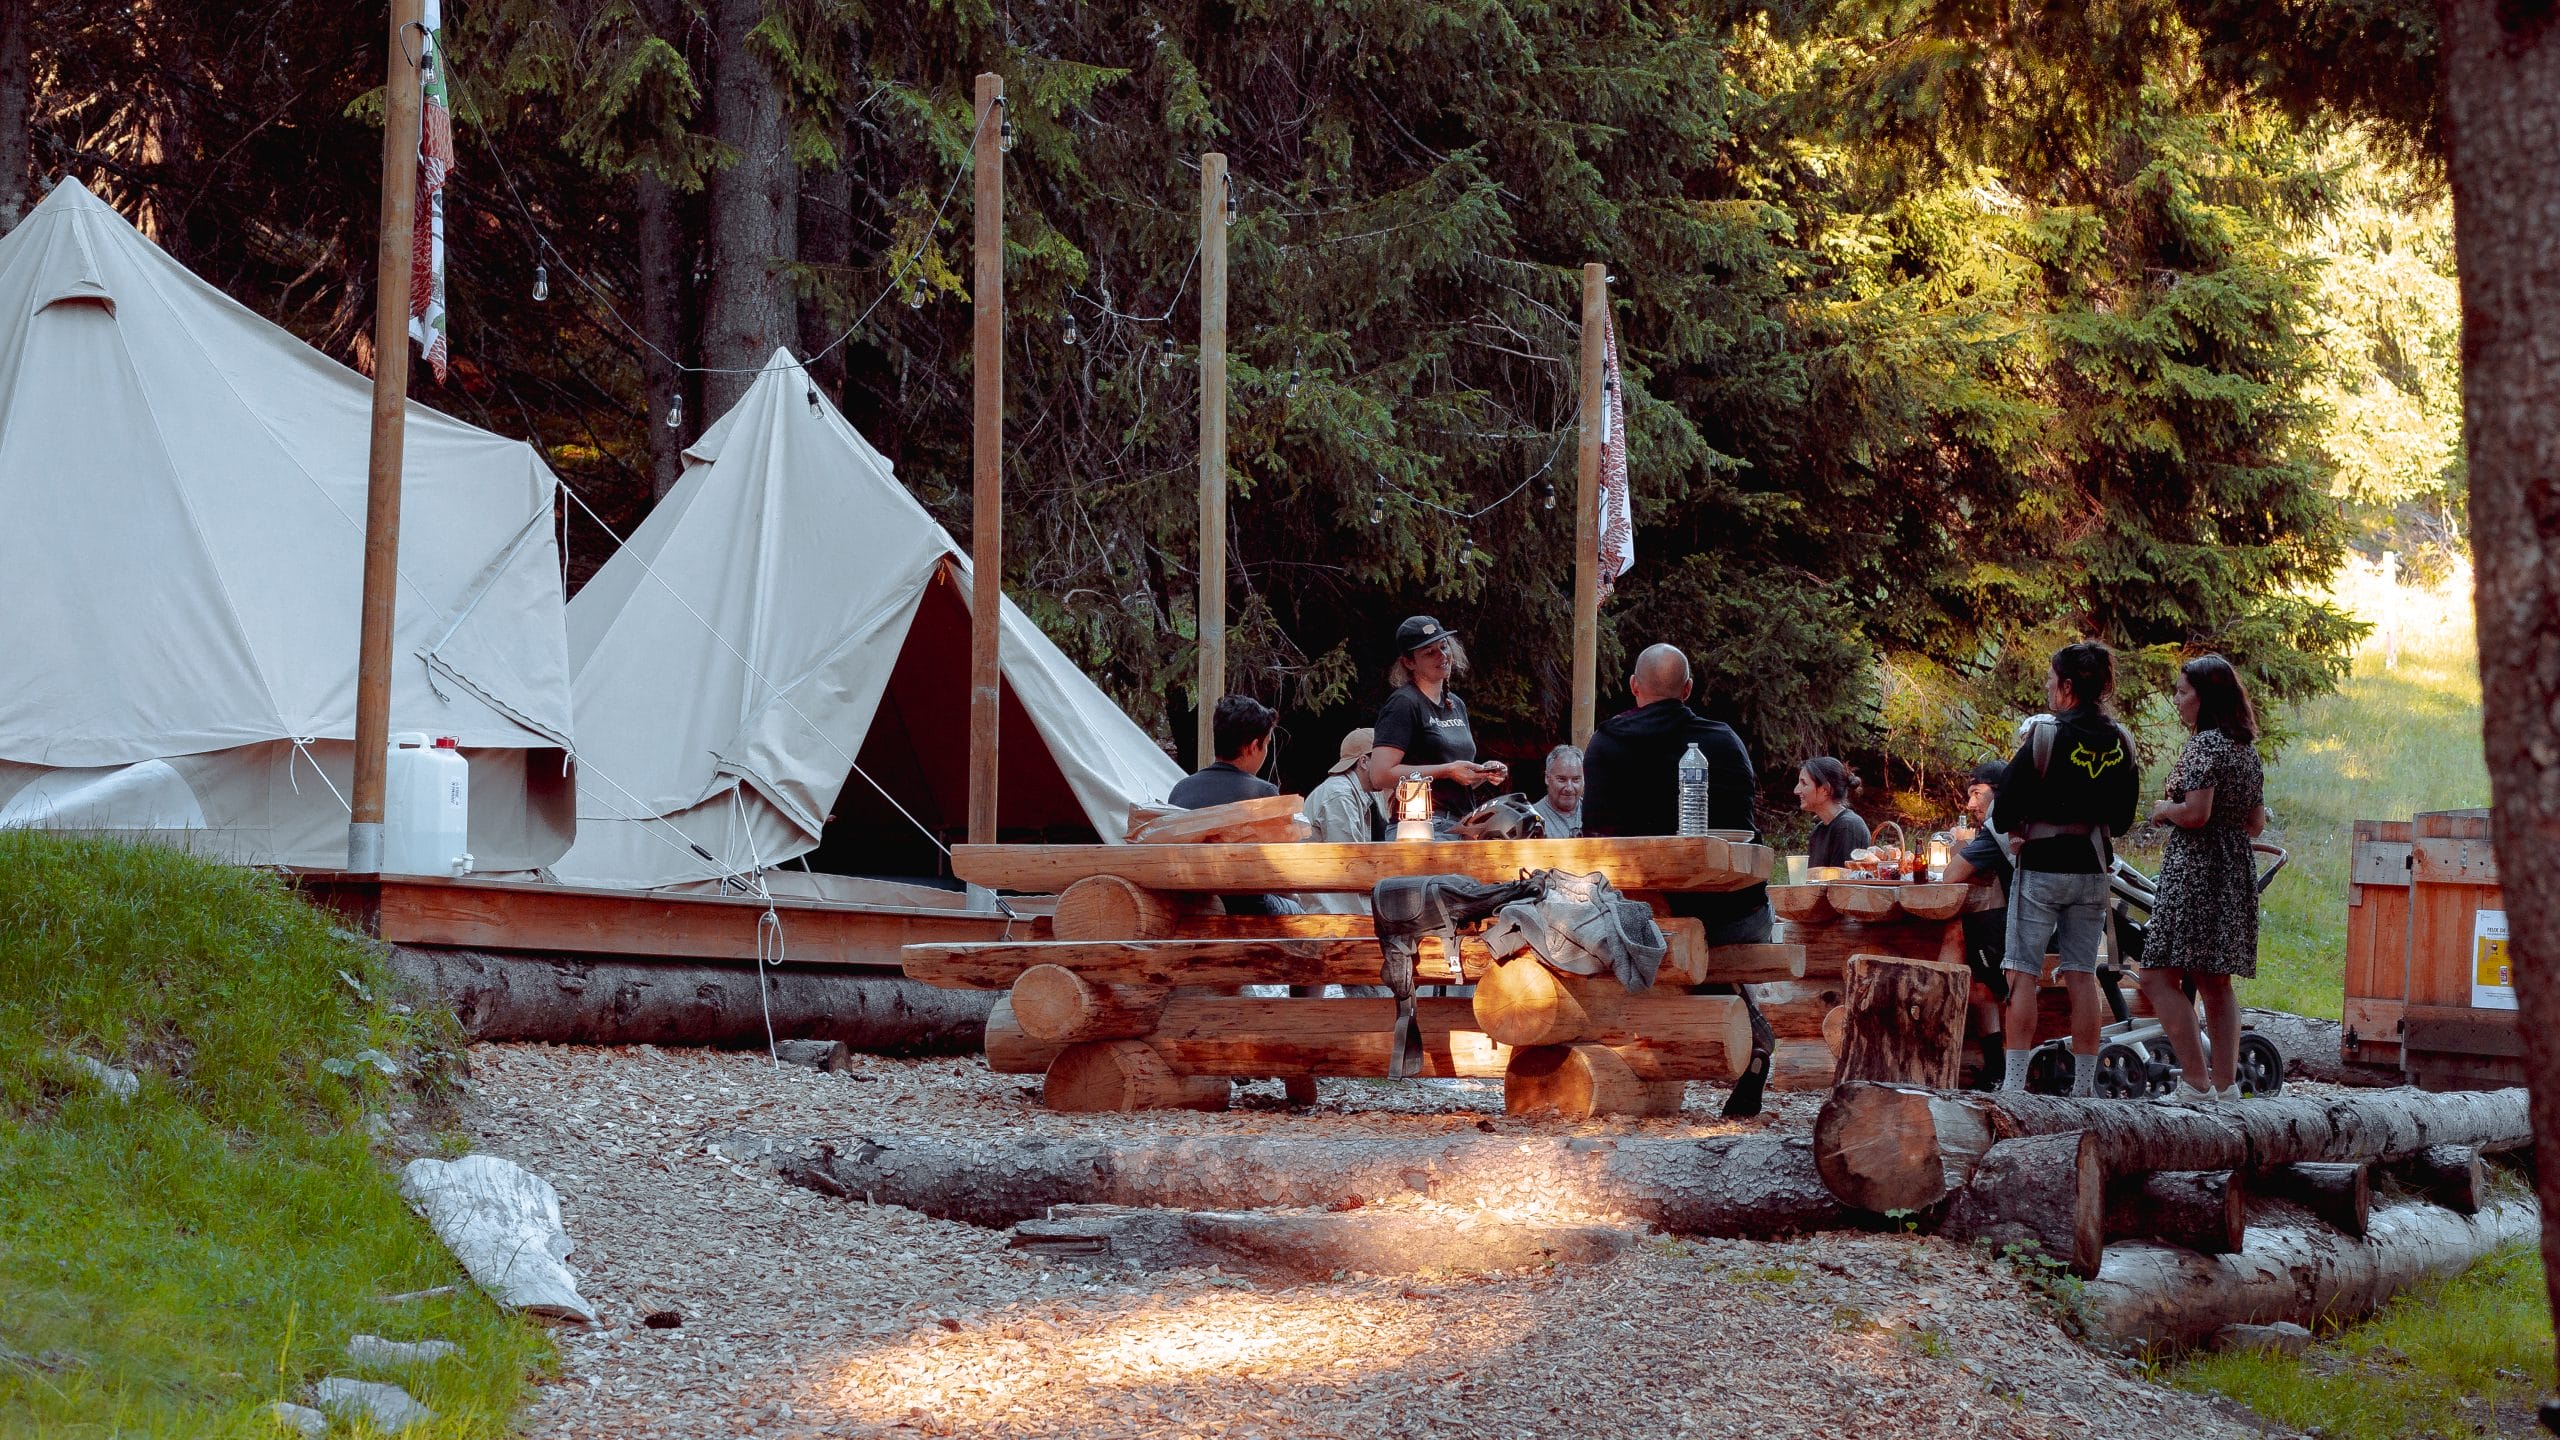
[905,836,1784,1118]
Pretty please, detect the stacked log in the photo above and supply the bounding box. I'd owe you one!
[1834,954,1969,1088]
[1504,1043,1685,1120]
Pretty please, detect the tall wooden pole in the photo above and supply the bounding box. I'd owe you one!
[966,73,1005,847]
[1195,153,1229,768]
[348,0,427,873]
[1570,262,1605,748]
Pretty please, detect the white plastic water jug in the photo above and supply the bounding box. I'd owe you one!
[383,733,472,877]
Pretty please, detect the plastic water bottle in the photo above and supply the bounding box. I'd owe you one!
[1677,743,1710,837]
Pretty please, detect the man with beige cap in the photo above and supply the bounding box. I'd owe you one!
[1305,726,1385,846]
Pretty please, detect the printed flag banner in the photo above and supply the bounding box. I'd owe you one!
[409,0,453,382]
[1596,312,1634,604]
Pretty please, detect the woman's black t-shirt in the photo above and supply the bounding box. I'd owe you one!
[1807,808,1873,869]
[1374,683,1478,817]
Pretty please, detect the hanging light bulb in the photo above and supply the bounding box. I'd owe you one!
[1286,350,1303,398]
[1224,178,1239,226]
[1369,489,1386,526]
[908,286,927,309]
[1000,114,1017,153]
[1541,480,1557,511]
[1158,337,1176,371]
[1457,538,1476,568]
[1062,311,1081,347]
[806,385,821,414]
[531,264,549,303]
[665,394,683,430]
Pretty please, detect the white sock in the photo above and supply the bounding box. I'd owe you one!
[2071,1051,2098,1097]
[2000,1050,2032,1091]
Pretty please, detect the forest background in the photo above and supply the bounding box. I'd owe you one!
[0,0,2467,821]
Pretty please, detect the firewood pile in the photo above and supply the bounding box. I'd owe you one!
[1811,1081,2535,1348]
[911,827,1786,1119]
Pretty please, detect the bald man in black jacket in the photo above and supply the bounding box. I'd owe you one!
[1581,644,1771,944]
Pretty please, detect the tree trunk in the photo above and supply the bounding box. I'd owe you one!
[1813,1082,2532,1214]
[2082,1201,2541,1353]
[0,0,29,234]
[2106,1170,2246,1256]
[635,173,688,495]
[1937,1131,2105,1277]
[1836,953,1969,1088]
[2439,0,2560,1368]
[701,0,797,419]
[770,1131,1847,1235]
[2255,1161,2373,1238]
[382,945,991,1052]
[796,122,852,401]
[1009,1204,1633,1280]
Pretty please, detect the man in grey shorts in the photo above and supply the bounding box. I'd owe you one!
[1992,642,2140,1096]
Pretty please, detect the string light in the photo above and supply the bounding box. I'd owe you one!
[1158,337,1176,371]
[999,115,1017,154]
[908,286,927,309]
[530,264,548,302]
[664,394,683,430]
[1286,351,1302,398]
[1369,487,1386,526]
[1062,312,1080,347]
[1457,538,1477,568]
[1541,480,1557,510]
[1223,175,1239,226]
[806,385,821,414]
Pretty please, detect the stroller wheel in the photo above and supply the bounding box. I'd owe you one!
[2094,1042,2151,1099]
[2025,1043,2075,1095]
[2236,1032,2284,1096]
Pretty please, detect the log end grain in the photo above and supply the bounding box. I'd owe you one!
[1474,957,1589,1048]
[1813,1084,1959,1214]
[1043,1041,1232,1112]
[1769,885,1834,923]
[1940,1130,2104,1279]
[1010,964,1169,1043]
[1504,1043,1680,1120]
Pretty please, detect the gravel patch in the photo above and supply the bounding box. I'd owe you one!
[469,1044,2267,1440]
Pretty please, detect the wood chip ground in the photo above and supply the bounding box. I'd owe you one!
[468,1044,2277,1439]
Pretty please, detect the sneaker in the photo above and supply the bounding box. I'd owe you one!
[2156,1080,2213,1105]
[2213,1085,2243,1102]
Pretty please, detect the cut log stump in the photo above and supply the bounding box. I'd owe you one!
[1505,1043,1685,1120]
[1938,1130,2105,1278]
[2106,1170,2245,1255]
[1835,953,1969,1088]
[1010,965,1169,1043]
[2255,1161,2372,1237]
[1043,1041,1232,1113]
[2390,1144,2487,1215]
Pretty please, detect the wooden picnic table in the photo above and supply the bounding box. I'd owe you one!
[949,834,1774,894]
[913,834,1785,1120]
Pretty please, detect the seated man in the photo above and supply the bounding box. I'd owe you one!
[1532,744,1585,838]
[1167,694,1297,917]
[1581,644,1771,944]
[1942,759,2013,1088]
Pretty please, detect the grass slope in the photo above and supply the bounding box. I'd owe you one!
[2176,1243,2553,1439]
[0,832,549,1438]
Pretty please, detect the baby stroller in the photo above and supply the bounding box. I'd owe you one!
[2023,842,2289,1098]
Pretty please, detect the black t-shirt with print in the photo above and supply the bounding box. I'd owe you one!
[1374,682,1479,816]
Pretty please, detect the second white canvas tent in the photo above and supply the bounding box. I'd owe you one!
[552,348,1182,890]
[0,179,578,870]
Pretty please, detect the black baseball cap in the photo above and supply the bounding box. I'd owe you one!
[1395,615,1457,653]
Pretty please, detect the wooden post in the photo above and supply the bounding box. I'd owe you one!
[1195,153,1229,767]
[347,0,428,873]
[1570,262,1604,747]
[966,73,1004,847]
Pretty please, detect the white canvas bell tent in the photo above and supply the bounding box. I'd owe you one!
[0,179,578,869]
[551,348,1183,891]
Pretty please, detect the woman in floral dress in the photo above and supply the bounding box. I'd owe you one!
[2137,656,2269,1099]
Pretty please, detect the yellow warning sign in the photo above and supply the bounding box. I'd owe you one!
[2472,909,2515,1011]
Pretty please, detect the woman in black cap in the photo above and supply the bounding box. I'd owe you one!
[1368,615,1506,821]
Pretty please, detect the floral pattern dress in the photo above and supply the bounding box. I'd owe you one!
[2143,727,2265,976]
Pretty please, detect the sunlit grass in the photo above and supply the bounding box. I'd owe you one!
[2174,1243,2551,1439]
[2122,561,2487,1019]
[0,832,551,1437]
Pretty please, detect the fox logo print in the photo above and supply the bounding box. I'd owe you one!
[2069,740,2125,778]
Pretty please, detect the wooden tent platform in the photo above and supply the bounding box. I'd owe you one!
[297,871,1036,971]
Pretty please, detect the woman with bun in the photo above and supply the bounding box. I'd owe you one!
[1796,756,1870,869]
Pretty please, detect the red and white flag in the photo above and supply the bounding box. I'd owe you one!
[409,0,454,382]
[1596,312,1635,603]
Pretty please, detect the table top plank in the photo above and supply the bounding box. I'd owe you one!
[951,836,1773,894]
